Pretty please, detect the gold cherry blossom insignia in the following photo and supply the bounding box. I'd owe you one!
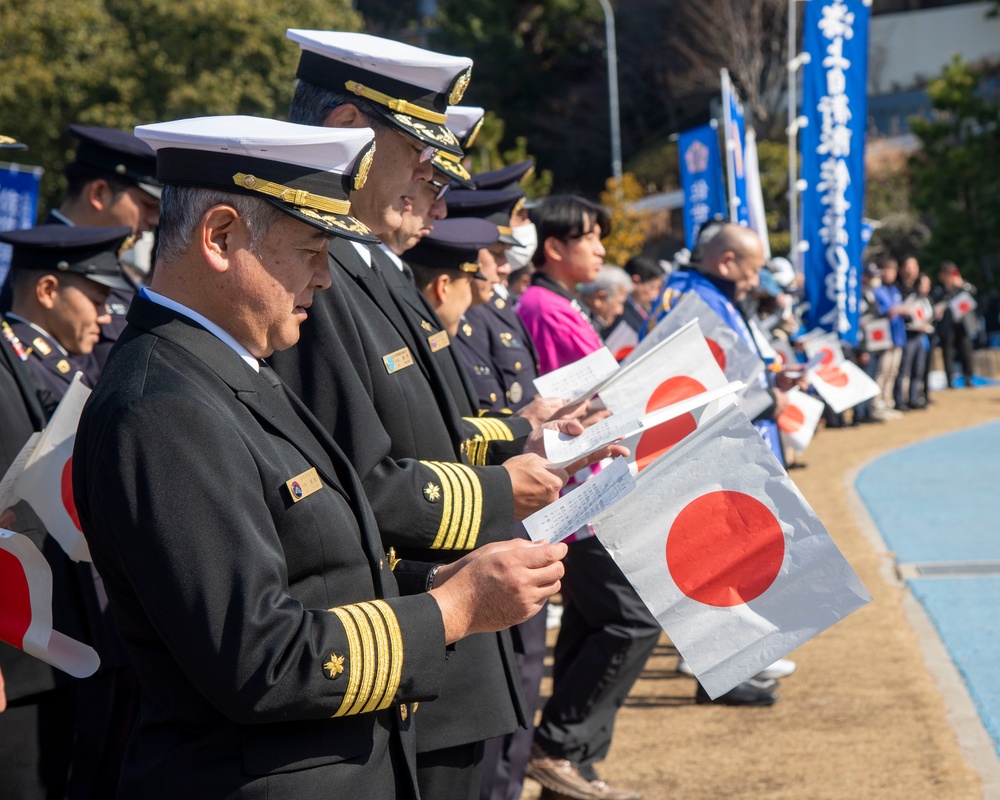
[423,482,442,503]
[324,653,345,679]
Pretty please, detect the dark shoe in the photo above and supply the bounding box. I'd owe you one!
[695,678,779,706]
[528,744,641,800]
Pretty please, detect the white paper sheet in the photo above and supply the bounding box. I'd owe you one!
[532,347,619,401]
[524,457,635,544]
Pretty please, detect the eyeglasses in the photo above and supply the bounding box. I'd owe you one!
[428,177,451,201]
[407,139,437,164]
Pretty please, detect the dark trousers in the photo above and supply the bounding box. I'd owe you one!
[0,688,74,800]
[895,334,927,407]
[534,537,661,768]
[941,326,975,387]
[479,609,548,800]
[417,740,486,800]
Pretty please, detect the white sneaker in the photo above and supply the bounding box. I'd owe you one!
[677,657,796,680]
[755,658,797,680]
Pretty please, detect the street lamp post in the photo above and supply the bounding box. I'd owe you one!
[596,0,623,184]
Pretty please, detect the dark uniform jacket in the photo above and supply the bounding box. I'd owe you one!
[4,315,86,396]
[457,293,540,414]
[270,239,529,753]
[73,296,447,799]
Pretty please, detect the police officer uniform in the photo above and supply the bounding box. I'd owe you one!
[0,224,134,397]
[42,125,161,385]
[273,31,530,800]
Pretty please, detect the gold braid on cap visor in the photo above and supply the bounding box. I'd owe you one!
[345,80,448,125]
[233,173,351,216]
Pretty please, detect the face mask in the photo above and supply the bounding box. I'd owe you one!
[506,223,537,270]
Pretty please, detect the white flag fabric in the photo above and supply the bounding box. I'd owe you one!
[603,320,639,362]
[777,389,826,452]
[627,292,771,419]
[802,331,844,368]
[807,360,879,414]
[598,322,730,471]
[862,318,892,352]
[0,529,100,677]
[590,405,871,699]
[1,375,92,562]
[949,290,976,321]
[744,128,772,260]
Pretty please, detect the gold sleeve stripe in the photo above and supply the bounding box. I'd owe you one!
[448,464,483,550]
[356,603,391,715]
[329,601,402,717]
[463,416,515,442]
[436,462,471,549]
[466,438,489,467]
[329,606,364,717]
[342,604,377,717]
[418,461,483,550]
[369,600,403,710]
[421,461,458,549]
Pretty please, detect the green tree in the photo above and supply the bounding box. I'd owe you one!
[908,55,1000,288]
[0,0,361,215]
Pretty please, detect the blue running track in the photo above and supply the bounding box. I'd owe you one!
[856,420,1000,753]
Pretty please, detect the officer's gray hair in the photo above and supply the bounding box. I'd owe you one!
[579,266,632,298]
[154,186,284,268]
[288,79,388,137]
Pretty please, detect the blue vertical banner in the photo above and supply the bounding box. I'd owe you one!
[678,122,727,250]
[720,69,749,226]
[800,0,870,345]
[0,163,42,285]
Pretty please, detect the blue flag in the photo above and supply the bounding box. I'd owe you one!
[800,0,870,345]
[721,69,749,226]
[0,164,42,285]
[678,123,727,250]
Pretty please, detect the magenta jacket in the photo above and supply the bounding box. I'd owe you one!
[516,275,603,375]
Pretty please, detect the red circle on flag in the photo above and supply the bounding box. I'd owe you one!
[666,490,785,607]
[706,338,726,371]
[0,549,33,648]
[778,404,805,434]
[871,329,885,341]
[817,365,848,387]
[614,345,635,362]
[61,458,83,533]
[958,301,971,314]
[819,346,835,365]
[634,376,706,471]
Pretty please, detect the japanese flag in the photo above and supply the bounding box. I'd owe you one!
[862,318,892,352]
[604,320,639,362]
[777,389,825,453]
[802,331,844,368]
[906,298,932,326]
[807,360,879,414]
[0,529,99,677]
[626,292,772,420]
[0,375,91,562]
[949,291,976,321]
[598,322,730,471]
[590,405,871,698]
[768,336,797,369]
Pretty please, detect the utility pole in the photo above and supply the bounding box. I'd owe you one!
[596,0,623,184]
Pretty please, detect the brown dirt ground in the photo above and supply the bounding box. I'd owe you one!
[523,385,1000,800]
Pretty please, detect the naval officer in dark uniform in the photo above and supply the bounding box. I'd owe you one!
[74,114,568,800]
[272,30,616,800]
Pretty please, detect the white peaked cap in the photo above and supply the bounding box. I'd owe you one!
[135,116,379,243]
[445,106,485,143]
[287,30,471,93]
[287,29,474,157]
